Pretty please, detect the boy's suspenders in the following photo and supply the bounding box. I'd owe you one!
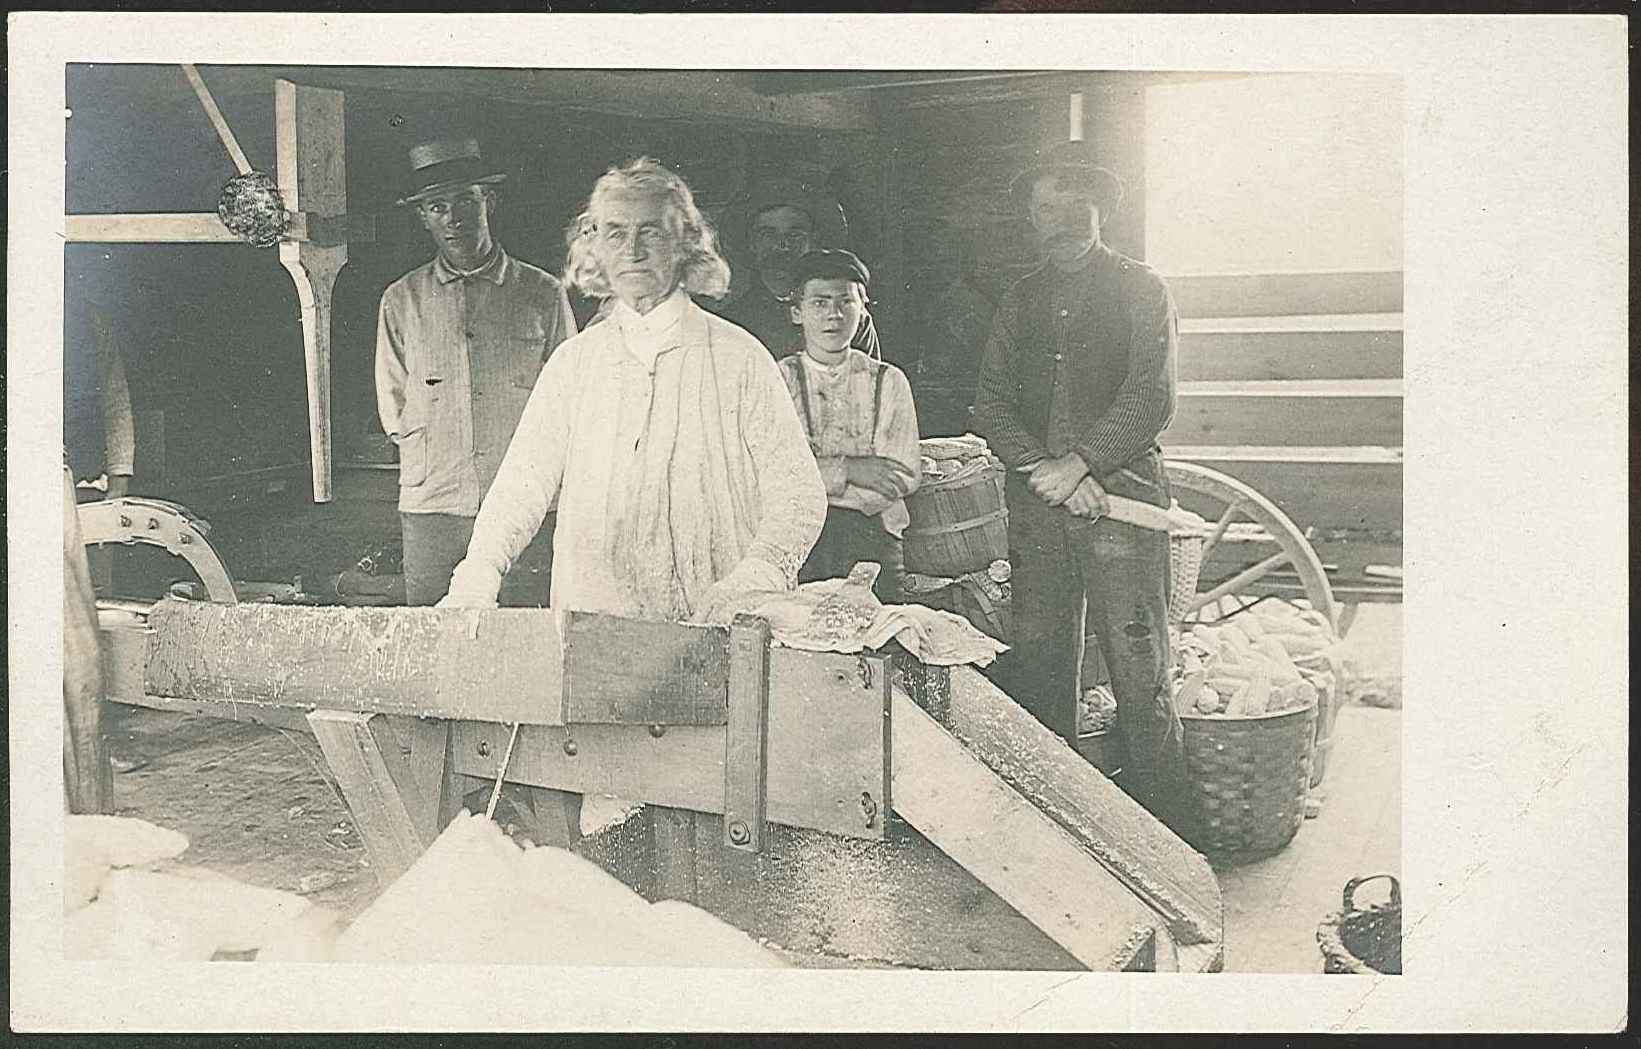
[790,355,887,445]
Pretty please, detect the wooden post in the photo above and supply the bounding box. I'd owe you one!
[275,79,347,504]
[63,468,114,814]
[307,710,454,888]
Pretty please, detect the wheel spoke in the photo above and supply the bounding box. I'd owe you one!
[1198,499,1245,563]
[1188,550,1292,613]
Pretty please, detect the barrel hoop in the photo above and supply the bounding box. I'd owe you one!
[904,506,1009,538]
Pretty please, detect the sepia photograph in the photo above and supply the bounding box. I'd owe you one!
[10,11,1628,1034]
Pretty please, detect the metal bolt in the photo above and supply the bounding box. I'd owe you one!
[860,791,879,828]
[118,514,132,528]
[727,820,751,845]
[648,723,666,738]
[147,517,160,530]
[476,739,492,757]
[177,533,191,545]
[562,738,578,757]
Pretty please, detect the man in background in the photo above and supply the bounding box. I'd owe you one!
[375,137,578,606]
[712,176,882,358]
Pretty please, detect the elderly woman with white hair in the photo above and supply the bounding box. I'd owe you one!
[438,157,827,623]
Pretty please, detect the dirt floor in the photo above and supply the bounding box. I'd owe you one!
[97,605,1402,971]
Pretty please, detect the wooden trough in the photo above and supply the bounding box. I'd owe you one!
[95,597,1223,971]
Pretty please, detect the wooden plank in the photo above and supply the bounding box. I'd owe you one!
[923,667,1224,950]
[722,616,772,851]
[447,648,891,842]
[1179,322,1403,382]
[890,690,1166,970]
[64,213,241,243]
[307,710,442,888]
[1168,271,1402,318]
[1163,380,1403,447]
[144,602,566,725]
[514,787,584,849]
[561,612,729,726]
[1163,446,1403,531]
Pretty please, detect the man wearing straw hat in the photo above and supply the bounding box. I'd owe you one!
[375,137,578,607]
[971,141,1190,830]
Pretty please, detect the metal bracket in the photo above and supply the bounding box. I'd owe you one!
[77,496,237,603]
[722,614,771,852]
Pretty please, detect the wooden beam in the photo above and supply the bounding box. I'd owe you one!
[276,78,348,504]
[1163,380,1404,447]
[65,211,376,246]
[143,602,567,725]
[890,690,1166,970]
[65,213,240,243]
[721,615,772,851]
[1168,271,1403,318]
[177,66,876,132]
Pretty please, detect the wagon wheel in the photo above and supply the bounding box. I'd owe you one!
[77,497,239,604]
[1165,460,1338,633]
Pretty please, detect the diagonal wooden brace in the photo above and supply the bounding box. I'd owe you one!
[306,711,461,888]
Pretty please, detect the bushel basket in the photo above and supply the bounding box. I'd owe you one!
[903,461,1009,577]
[1179,695,1317,856]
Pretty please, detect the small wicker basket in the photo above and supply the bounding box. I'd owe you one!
[1178,696,1317,856]
[1318,874,1402,974]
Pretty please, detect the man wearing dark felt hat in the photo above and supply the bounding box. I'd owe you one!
[709,175,884,360]
[375,137,579,607]
[972,140,1191,833]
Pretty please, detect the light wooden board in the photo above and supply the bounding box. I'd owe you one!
[143,601,566,724]
[1164,380,1403,447]
[931,666,1224,949]
[1164,446,1403,532]
[1168,270,1402,318]
[1179,324,1403,382]
[890,690,1165,970]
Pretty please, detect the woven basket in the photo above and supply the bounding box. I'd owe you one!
[1318,875,1402,974]
[1179,697,1317,856]
[904,463,1009,577]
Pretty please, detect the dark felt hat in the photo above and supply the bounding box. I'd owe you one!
[1009,141,1125,221]
[396,138,507,207]
[742,176,849,247]
[789,248,871,295]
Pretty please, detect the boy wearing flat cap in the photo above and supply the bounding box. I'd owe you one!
[375,138,578,606]
[971,142,1191,832]
[778,250,920,604]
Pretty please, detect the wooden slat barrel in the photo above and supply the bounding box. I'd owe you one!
[902,462,1009,577]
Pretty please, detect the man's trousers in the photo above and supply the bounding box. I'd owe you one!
[994,473,1192,831]
[401,511,556,607]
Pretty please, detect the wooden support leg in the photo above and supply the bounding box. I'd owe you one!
[63,468,114,814]
[650,805,701,904]
[307,711,452,888]
[512,787,585,849]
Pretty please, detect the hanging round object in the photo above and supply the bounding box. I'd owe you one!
[217,171,289,248]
